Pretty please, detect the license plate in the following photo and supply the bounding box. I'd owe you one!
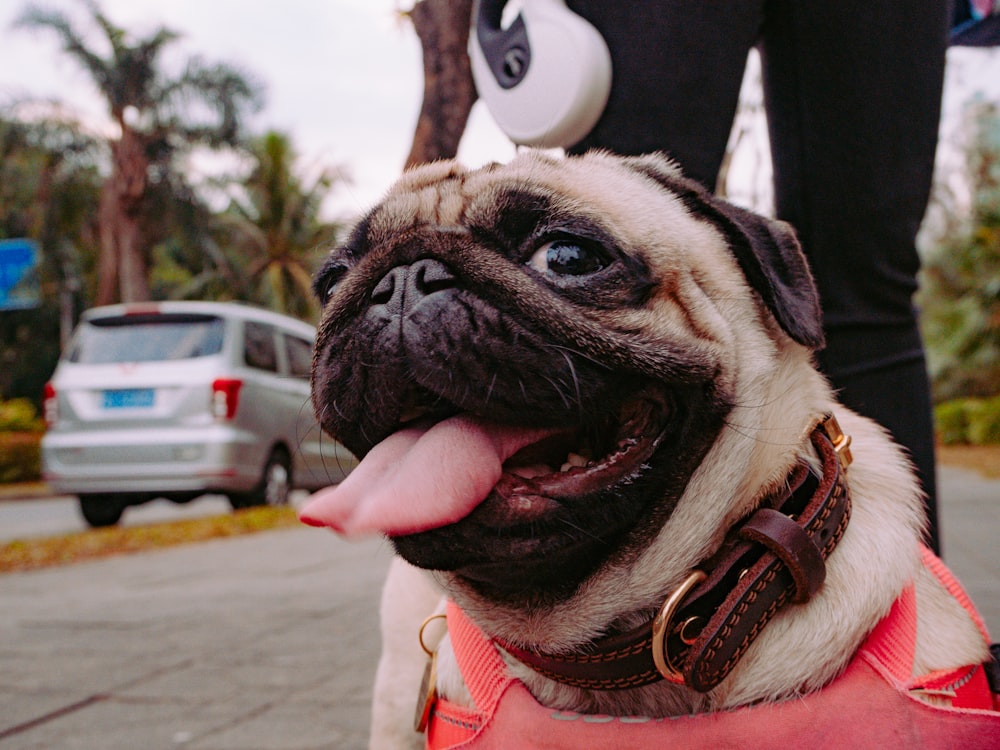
[103,388,155,409]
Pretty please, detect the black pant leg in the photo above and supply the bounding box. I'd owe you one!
[759,0,950,552]
[564,0,763,189]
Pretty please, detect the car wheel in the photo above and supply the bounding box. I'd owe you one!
[78,495,125,527]
[230,448,292,509]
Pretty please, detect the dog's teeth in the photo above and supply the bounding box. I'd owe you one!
[617,438,637,453]
[560,453,589,472]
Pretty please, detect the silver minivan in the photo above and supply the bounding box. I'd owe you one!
[41,301,355,527]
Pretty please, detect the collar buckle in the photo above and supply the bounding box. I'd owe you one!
[820,413,853,469]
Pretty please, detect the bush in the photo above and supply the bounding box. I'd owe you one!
[934,399,971,445]
[966,395,1000,445]
[934,396,1000,445]
[0,399,44,483]
[0,431,42,483]
[0,398,45,432]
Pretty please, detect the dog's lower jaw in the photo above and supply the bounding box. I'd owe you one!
[392,384,728,609]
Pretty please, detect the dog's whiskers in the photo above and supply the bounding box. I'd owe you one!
[720,417,805,448]
[485,372,499,407]
[556,514,607,544]
[557,348,585,423]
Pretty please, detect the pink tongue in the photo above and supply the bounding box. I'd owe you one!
[299,415,555,538]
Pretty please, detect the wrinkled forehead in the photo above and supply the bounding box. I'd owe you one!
[362,151,702,253]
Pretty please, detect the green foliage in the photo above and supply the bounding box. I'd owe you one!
[0,115,102,240]
[0,305,63,410]
[0,398,43,483]
[920,102,1000,401]
[934,396,1000,445]
[934,399,971,445]
[0,398,44,432]
[205,130,342,322]
[967,396,1000,445]
[0,113,101,407]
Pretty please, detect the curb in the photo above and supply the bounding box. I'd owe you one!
[0,483,56,502]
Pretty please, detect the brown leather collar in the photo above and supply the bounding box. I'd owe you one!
[499,414,853,694]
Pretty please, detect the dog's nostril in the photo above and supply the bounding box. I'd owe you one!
[371,271,397,305]
[370,260,457,314]
[413,259,457,296]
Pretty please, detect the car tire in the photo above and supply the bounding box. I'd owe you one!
[229,447,292,509]
[78,495,126,527]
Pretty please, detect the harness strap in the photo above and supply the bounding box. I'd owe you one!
[427,601,516,748]
[446,600,511,714]
[919,545,991,643]
[427,550,1000,749]
[858,548,998,713]
[859,581,919,685]
[903,547,997,712]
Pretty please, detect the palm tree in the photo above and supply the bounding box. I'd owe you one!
[14,0,263,304]
[213,130,341,321]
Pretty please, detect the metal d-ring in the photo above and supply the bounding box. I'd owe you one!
[415,614,447,734]
[418,613,448,657]
[651,570,707,682]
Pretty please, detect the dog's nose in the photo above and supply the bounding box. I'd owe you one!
[370,259,457,315]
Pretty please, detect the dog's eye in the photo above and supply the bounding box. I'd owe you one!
[528,239,609,277]
[314,263,349,305]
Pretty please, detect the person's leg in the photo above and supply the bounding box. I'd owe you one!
[564,1,764,189]
[759,0,949,552]
[827,327,939,550]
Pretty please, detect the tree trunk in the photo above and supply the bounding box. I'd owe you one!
[405,0,478,169]
[117,211,149,303]
[96,126,152,304]
[95,184,119,306]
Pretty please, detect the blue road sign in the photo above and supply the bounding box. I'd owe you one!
[0,239,41,311]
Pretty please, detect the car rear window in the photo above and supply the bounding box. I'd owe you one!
[67,314,226,364]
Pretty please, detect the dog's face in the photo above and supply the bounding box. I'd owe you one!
[306,151,824,624]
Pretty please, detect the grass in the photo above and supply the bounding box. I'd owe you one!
[0,505,302,574]
[1,443,998,575]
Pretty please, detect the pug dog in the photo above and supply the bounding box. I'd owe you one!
[300,150,989,749]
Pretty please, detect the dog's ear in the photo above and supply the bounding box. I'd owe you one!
[619,153,825,350]
[706,199,825,349]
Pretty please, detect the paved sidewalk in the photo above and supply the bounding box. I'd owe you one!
[0,466,996,750]
[0,529,393,749]
[938,465,1000,633]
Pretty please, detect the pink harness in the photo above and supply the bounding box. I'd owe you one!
[425,548,1000,749]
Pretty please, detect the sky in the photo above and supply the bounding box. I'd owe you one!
[1,0,999,224]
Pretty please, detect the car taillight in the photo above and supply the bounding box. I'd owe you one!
[43,382,58,427]
[211,378,242,420]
